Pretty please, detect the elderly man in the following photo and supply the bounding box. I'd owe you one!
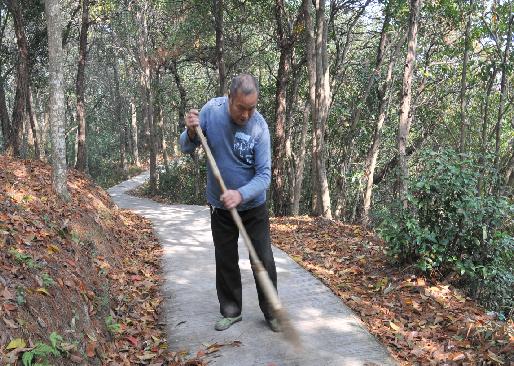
[179,74,279,332]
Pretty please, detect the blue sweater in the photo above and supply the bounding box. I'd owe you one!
[179,96,271,211]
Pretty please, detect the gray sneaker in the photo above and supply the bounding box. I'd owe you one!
[214,315,242,331]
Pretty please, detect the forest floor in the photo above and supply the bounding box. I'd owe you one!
[135,187,513,365]
[1,156,511,365]
[0,156,204,366]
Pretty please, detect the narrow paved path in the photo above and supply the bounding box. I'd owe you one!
[108,174,396,366]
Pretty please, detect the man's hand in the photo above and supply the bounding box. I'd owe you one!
[221,190,242,209]
[185,109,199,140]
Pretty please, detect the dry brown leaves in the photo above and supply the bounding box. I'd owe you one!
[270,216,513,365]
[0,156,205,365]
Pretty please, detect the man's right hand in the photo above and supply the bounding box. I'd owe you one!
[186,109,199,140]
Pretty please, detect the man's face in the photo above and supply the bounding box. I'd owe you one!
[228,91,258,126]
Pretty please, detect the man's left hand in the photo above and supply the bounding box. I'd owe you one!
[221,190,242,209]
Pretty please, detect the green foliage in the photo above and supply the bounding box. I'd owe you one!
[155,156,207,205]
[21,332,62,366]
[8,248,39,269]
[379,149,513,313]
[41,273,55,288]
[105,315,122,335]
[91,163,145,189]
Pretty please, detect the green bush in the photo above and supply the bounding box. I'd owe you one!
[156,155,207,205]
[379,149,513,314]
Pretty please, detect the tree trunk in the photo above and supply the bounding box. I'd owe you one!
[148,72,156,193]
[170,60,187,129]
[335,9,390,219]
[159,106,169,171]
[26,86,41,159]
[478,66,497,194]
[136,4,150,150]
[505,139,514,188]
[361,33,404,227]
[112,57,127,174]
[397,0,421,208]
[0,14,10,146]
[213,0,226,96]
[291,101,310,215]
[459,10,471,153]
[304,0,332,219]
[272,0,293,216]
[130,97,140,166]
[6,0,29,157]
[493,10,513,191]
[45,0,69,200]
[75,0,89,172]
[0,77,10,145]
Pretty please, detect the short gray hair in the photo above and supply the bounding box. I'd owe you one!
[229,74,259,97]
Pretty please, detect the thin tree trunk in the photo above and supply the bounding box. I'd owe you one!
[45,0,69,200]
[169,60,187,129]
[148,75,156,193]
[159,107,169,171]
[0,77,10,144]
[6,0,29,157]
[27,85,41,159]
[112,57,127,173]
[303,0,319,215]
[272,0,293,216]
[136,4,150,150]
[505,139,514,188]
[304,0,332,218]
[0,13,10,146]
[361,34,404,227]
[478,66,497,194]
[285,59,301,212]
[75,0,89,171]
[316,0,332,219]
[459,10,471,153]
[493,10,513,191]
[397,0,421,208]
[21,111,28,158]
[213,0,226,96]
[291,101,310,215]
[130,97,140,166]
[335,9,391,219]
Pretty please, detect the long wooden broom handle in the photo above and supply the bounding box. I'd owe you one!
[194,125,301,347]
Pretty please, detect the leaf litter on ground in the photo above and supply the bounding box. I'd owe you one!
[0,156,206,365]
[270,216,513,365]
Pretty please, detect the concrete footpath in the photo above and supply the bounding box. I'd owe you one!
[108,173,396,366]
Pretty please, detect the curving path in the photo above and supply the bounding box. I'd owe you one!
[108,173,396,366]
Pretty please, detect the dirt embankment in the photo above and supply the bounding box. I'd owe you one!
[0,156,202,365]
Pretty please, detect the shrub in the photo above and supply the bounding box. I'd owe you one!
[156,155,207,205]
[379,149,513,314]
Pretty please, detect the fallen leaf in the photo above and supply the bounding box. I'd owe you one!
[69,354,84,363]
[36,287,50,296]
[137,352,157,360]
[6,338,26,350]
[1,287,14,300]
[2,317,18,329]
[452,353,466,361]
[47,244,60,254]
[125,336,138,347]
[389,321,401,331]
[86,341,96,358]
[487,350,504,364]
